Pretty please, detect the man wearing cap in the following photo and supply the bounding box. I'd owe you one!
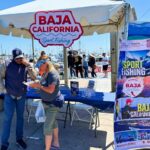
[122,99,134,119]
[0,48,37,150]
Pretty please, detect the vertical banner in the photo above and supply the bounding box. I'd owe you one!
[114,39,150,150]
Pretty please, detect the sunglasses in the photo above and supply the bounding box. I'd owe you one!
[15,57,23,61]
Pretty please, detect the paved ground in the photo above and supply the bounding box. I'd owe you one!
[61,72,112,92]
[0,108,114,150]
[0,74,115,150]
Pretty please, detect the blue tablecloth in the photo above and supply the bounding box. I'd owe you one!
[25,86,115,110]
[0,86,115,110]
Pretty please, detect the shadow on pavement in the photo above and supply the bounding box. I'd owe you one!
[0,110,110,150]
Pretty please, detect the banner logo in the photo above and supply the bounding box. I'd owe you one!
[29,10,83,48]
[123,78,144,97]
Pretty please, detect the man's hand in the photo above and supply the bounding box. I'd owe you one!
[21,58,30,66]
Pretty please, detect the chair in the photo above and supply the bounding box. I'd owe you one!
[70,102,95,129]
[70,80,100,129]
[26,99,41,122]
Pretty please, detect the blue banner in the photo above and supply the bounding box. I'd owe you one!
[128,22,150,40]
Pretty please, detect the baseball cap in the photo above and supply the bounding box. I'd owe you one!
[12,48,24,59]
[126,99,133,104]
[35,59,49,68]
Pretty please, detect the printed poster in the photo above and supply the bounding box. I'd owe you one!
[114,39,150,150]
[70,81,79,96]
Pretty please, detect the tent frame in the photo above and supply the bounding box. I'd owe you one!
[0,1,136,91]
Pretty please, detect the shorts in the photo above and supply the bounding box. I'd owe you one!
[103,65,108,71]
[43,104,60,135]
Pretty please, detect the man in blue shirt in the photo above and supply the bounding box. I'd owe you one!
[0,48,36,150]
[82,54,88,78]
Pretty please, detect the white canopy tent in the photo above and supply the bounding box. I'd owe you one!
[0,0,136,37]
[0,0,136,89]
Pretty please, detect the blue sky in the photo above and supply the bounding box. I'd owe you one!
[0,0,150,56]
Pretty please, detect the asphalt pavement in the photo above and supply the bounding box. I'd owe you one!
[0,107,114,150]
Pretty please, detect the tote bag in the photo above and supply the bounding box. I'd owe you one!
[35,101,46,123]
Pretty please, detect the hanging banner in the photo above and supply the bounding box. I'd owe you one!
[114,39,150,150]
[29,10,83,48]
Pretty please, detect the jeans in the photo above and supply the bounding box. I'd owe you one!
[75,66,83,78]
[91,67,97,77]
[83,66,88,78]
[69,67,75,77]
[1,94,26,146]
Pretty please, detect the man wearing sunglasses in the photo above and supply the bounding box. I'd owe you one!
[0,48,37,150]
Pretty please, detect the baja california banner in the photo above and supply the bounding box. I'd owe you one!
[114,39,150,150]
[29,10,83,48]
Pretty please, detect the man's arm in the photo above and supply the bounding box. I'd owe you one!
[21,58,37,80]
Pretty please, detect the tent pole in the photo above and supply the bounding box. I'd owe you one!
[110,32,118,92]
[63,46,68,86]
[110,3,130,92]
[31,37,35,60]
[123,2,130,40]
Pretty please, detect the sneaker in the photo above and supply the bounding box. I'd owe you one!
[1,145,8,150]
[51,145,60,150]
[16,139,27,149]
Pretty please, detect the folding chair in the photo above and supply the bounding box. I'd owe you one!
[70,80,100,129]
[26,99,41,123]
[70,102,95,129]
